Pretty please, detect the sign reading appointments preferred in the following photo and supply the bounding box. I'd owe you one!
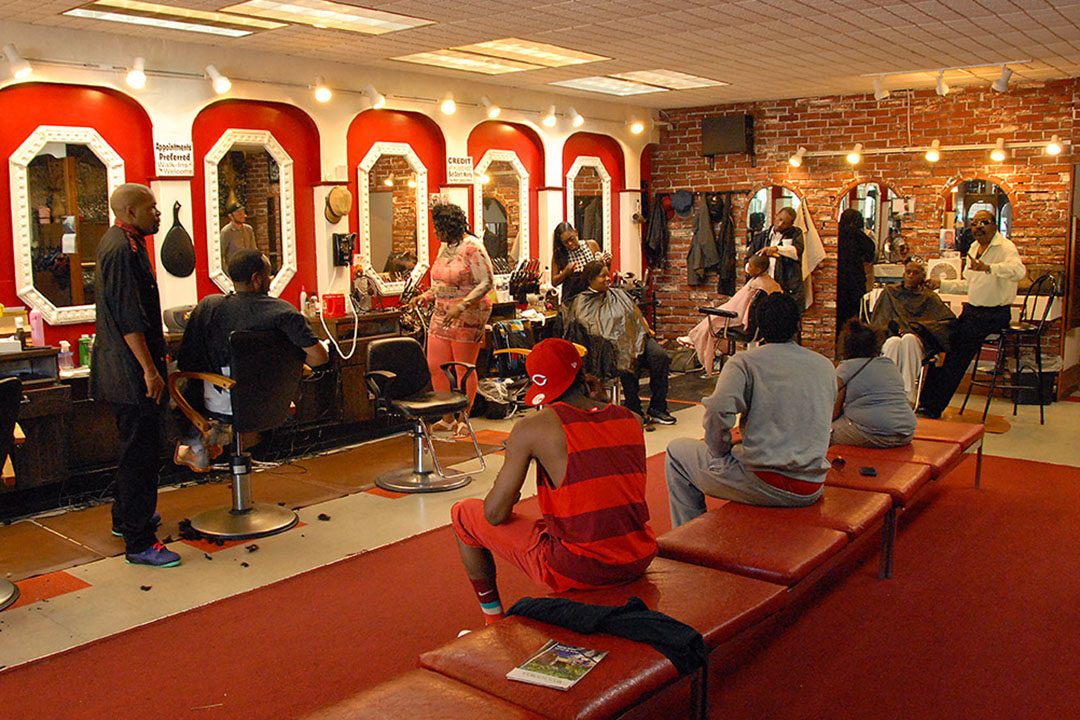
[154,139,194,177]
[446,155,474,185]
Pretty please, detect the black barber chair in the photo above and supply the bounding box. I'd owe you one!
[169,330,303,539]
[365,336,484,493]
[697,288,765,375]
[0,376,23,611]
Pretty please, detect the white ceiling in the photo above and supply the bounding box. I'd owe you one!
[8,0,1080,107]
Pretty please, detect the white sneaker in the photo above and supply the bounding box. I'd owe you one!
[676,336,693,347]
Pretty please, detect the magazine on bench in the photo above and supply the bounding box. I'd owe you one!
[506,639,608,691]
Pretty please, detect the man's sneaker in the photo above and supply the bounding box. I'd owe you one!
[125,541,181,568]
[647,409,677,425]
[675,335,693,347]
[174,441,210,473]
[112,511,161,538]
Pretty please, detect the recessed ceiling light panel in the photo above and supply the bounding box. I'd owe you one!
[66,0,284,36]
[393,50,541,75]
[610,69,727,89]
[454,38,607,68]
[221,0,433,34]
[550,76,666,96]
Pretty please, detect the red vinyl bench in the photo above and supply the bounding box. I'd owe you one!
[829,439,963,482]
[912,418,985,487]
[299,669,546,720]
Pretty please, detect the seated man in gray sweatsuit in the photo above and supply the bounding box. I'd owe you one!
[665,293,836,527]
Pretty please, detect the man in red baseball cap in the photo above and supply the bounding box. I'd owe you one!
[451,338,656,626]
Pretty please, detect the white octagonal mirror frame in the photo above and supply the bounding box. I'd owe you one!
[357,141,429,296]
[473,149,529,279]
[565,155,611,251]
[9,125,125,325]
[204,129,296,296]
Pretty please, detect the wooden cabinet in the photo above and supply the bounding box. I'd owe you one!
[0,348,71,492]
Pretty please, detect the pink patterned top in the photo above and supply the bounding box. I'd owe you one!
[428,238,495,343]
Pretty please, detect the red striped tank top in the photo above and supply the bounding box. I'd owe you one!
[536,402,657,589]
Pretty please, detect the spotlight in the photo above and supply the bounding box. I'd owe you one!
[935,70,949,97]
[788,146,807,167]
[479,173,490,185]
[314,77,332,103]
[846,143,863,165]
[925,139,941,163]
[992,65,1012,93]
[1046,134,1063,156]
[990,138,1007,162]
[206,65,231,94]
[440,96,456,114]
[872,77,890,101]
[480,95,500,119]
[364,84,385,109]
[629,120,645,135]
[3,44,31,80]
[542,105,557,128]
[125,57,146,90]
[569,107,584,128]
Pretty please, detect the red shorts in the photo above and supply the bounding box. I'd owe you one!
[451,498,567,591]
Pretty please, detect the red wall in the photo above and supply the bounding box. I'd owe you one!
[347,109,447,275]
[467,121,544,259]
[0,82,154,346]
[192,100,320,305]
[563,132,626,269]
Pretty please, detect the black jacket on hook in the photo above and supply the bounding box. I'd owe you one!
[715,195,737,295]
[644,196,669,269]
[687,198,719,285]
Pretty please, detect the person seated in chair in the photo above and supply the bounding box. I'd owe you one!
[678,253,782,376]
[451,338,657,625]
[562,260,676,425]
[869,260,955,404]
[665,293,835,528]
[832,319,916,448]
[174,249,329,471]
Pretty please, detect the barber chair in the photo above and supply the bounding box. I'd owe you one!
[698,289,765,375]
[169,330,303,539]
[365,337,484,493]
[0,376,23,611]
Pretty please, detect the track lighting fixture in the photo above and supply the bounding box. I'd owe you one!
[872,77,889,101]
[925,139,941,163]
[206,65,231,94]
[788,146,807,167]
[125,57,146,89]
[846,143,863,165]
[1046,135,1063,156]
[313,77,332,103]
[990,138,1007,162]
[992,66,1012,93]
[628,120,645,135]
[480,95,500,119]
[364,84,385,109]
[542,105,557,128]
[3,44,31,79]
[440,95,456,114]
[935,70,949,97]
[569,107,584,128]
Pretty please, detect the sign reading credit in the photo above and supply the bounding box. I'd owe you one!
[446,155,474,184]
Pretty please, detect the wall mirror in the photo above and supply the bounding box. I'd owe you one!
[358,142,428,295]
[941,179,1012,252]
[747,185,801,236]
[837,181,905,262]
[565,156,610,251]
[10,126,125,324]
[205,129,295,296]
[473,150,528,276]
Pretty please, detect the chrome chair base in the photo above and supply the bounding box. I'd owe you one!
[375,467,473,493]
[190,503,298,540]
[0,578,19,612]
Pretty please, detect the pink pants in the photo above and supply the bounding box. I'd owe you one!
[427,335,481,408]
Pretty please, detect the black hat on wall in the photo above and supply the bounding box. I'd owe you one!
[671,189,693,218]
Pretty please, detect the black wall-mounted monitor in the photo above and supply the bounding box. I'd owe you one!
[701,115,754,157]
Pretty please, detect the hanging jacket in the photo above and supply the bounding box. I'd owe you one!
[715,193,737,295]
[687,198,719,285]
[644,196,669,269]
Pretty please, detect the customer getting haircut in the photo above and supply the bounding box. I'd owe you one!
[227,248,266,282]
[581,259,607,284]
[756,292,801,343]
[838,318,883,360]
[746,253,770,273]
[431,202,470,244]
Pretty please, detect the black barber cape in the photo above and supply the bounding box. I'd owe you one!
[507,596,707,675]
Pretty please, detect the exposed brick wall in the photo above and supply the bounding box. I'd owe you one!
[649,79,1077,358]
[369,155,417,256]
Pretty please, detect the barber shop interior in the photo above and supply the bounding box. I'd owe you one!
[2,2,1080,718]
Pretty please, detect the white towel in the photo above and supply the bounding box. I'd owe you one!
[794,201,826,309]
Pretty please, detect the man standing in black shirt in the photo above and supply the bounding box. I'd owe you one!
[90,183,179,567]
[747,207,805,305]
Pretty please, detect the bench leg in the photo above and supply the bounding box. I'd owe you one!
[975,441,983,490]
[878,507,897,580]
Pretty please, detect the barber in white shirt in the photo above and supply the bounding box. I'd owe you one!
[748,207,804,305]
[918,210,1026,417]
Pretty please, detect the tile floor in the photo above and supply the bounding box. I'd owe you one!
[0,389,1076,672]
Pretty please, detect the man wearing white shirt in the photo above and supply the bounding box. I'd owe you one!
[748,207,804,305]
[918,210,1027,417]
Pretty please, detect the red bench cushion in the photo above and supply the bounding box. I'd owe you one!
[824,458,932,507]
[657,511,848,586]
[720,486,891,538]
[913,418,984,450]
[553,557,786,649]
[420,617,685,720]
[830,439,962,479]
[300,670,545,720]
